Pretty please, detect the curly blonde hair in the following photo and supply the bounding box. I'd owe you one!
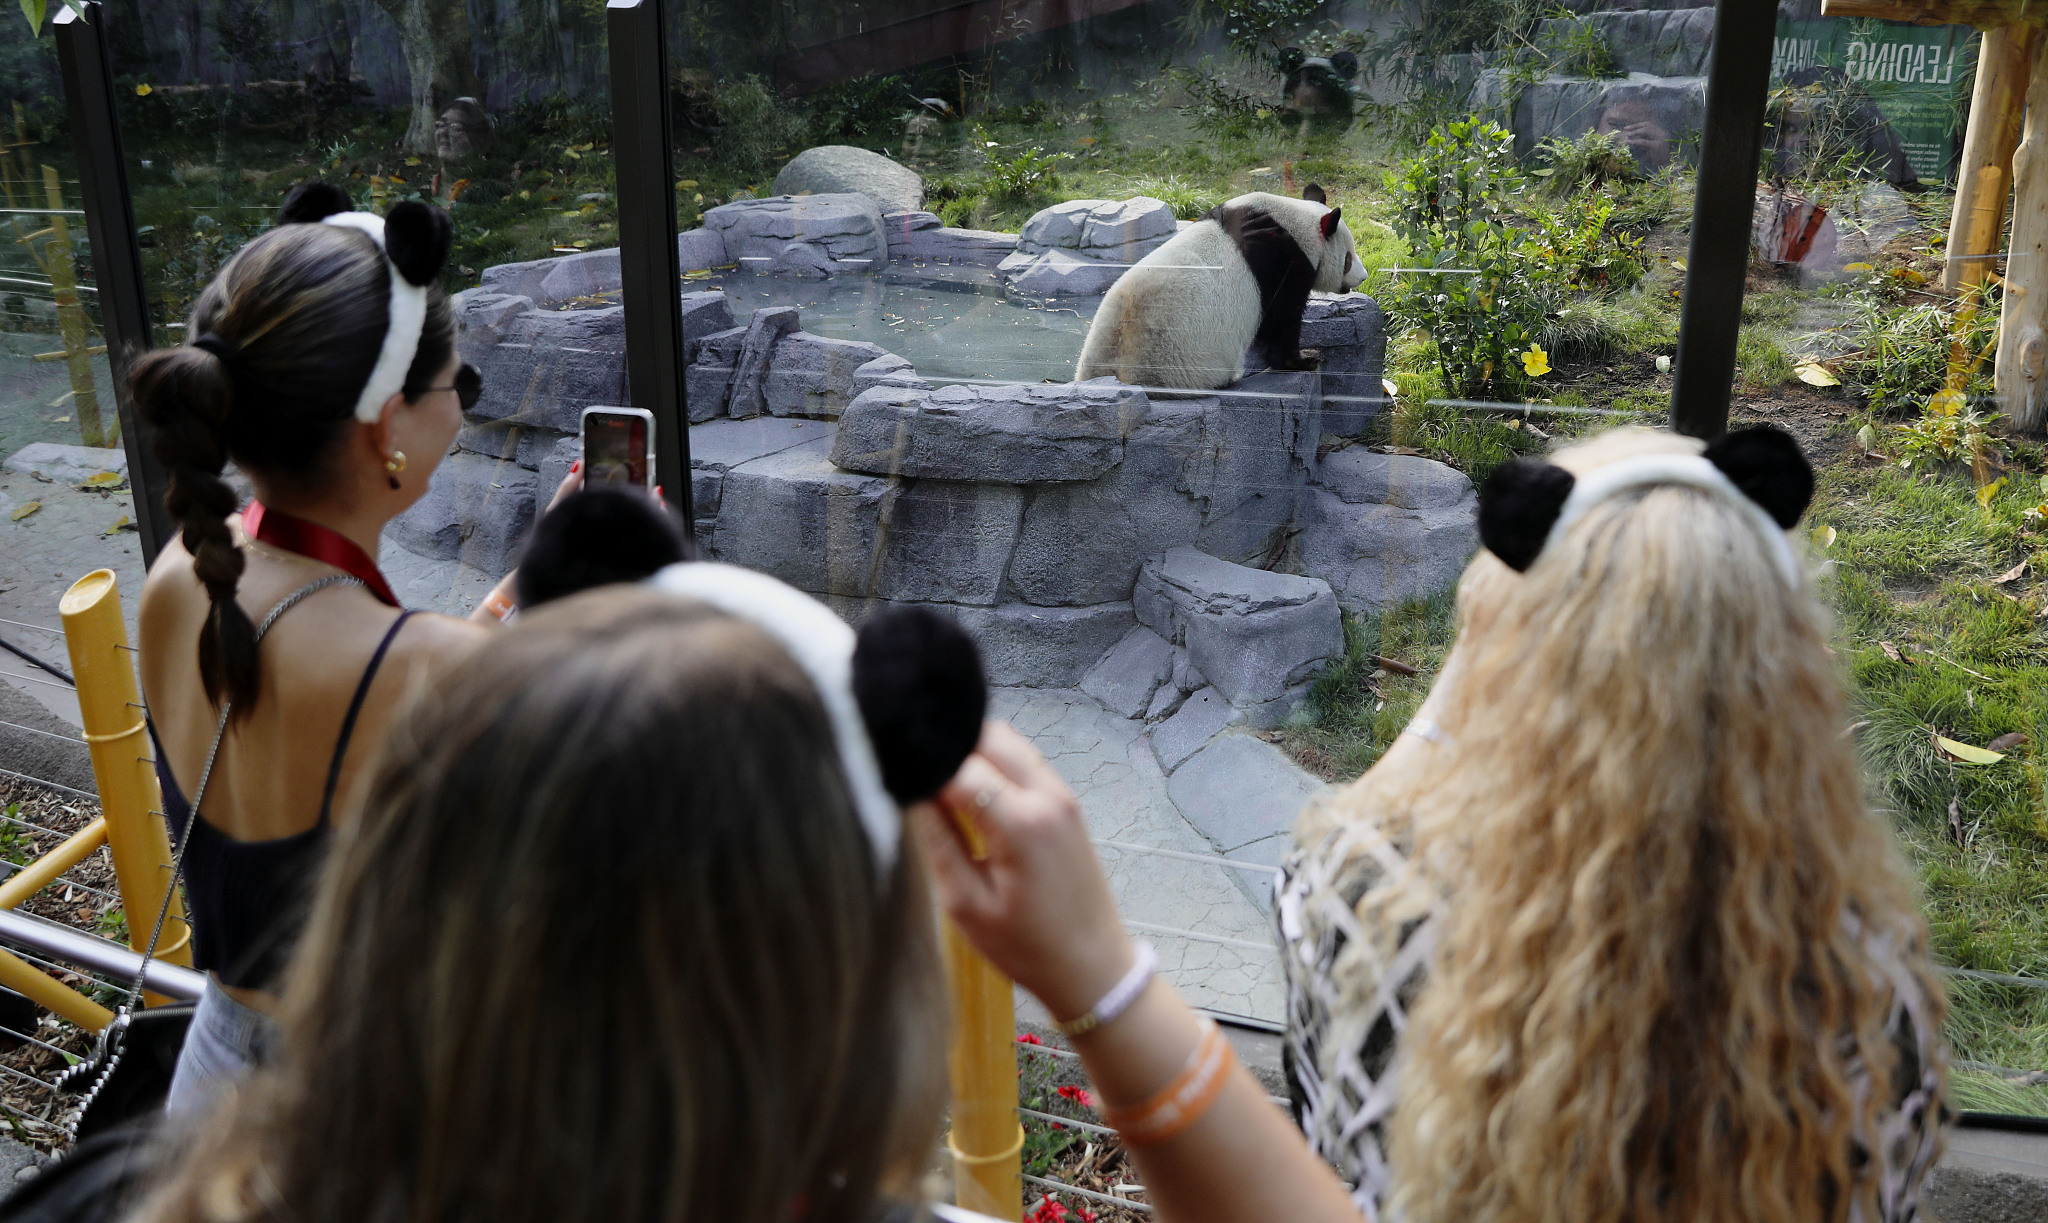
[1386,432,1944,1223]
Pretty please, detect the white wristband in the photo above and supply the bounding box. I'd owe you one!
[1056,941,1157,1037]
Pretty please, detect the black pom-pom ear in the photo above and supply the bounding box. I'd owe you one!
[279,181,353,225]
[1478,459,1577,572]
[1703,424,1813,528]
[1330,51,1359,80]
[514,485,694,609]
[1277,47,1306,74]
[852,607,987,806]
[381,200,454,287]
[1303,182,1328,205]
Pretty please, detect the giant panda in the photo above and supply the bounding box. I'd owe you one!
[1075,186,1366,391]
[1277,48,1359,130]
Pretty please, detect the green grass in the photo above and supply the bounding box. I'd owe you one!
[1278,590,1460,780]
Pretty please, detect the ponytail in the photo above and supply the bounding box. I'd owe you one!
[133,344,261,715]
[130,194,457,719]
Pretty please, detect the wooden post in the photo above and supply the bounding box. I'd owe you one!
[1947,25,2038,293]
[40,164,111,449]
[1996,33,2048,431]
[943,919,1024,1221]
[58,570,193,981]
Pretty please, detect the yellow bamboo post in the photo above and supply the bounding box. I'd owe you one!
[39,164,110,448]
[1947,25,2038,294]
[0,819,108,910]
[944,918,1023,1222]
[1996,32,2048,431]
[0,949,112,1030]
[59,570,193,976]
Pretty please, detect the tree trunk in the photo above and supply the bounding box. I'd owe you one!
[1945,24,2036,294]
[376,0,443,155]
[1995,34,2048,432]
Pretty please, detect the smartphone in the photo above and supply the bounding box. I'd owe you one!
[580,406,656,491]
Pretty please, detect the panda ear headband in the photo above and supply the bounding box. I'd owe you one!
[647,562,987,876]
[1477,425,1814,585]
[278,181,453,424]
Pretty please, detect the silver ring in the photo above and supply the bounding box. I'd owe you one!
[973,780,1008,811]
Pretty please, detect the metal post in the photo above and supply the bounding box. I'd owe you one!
[1671,0,1781,440]
[606,0,695,531]
[53,1,170,563]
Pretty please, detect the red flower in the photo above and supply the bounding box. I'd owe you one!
[1079,1210,1097,1223]
[1056,1084,1097,1110]
[1026,1195,1069,1223]
[1017,1032,1042,1045]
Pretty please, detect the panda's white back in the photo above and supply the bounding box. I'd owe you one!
[1075,219,1263,390]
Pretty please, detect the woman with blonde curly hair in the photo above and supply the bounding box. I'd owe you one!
[1280,426,1946,1223]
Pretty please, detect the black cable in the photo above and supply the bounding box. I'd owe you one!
[0,637,74,687]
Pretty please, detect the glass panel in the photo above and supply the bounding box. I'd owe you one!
[104,0,612,615]
[1746,15,2048,1112]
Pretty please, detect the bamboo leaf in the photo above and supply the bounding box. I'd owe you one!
[10,500,40,521]
[1934,733,2005,765]
[1795,363,1840,387]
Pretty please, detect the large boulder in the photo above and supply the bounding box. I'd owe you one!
[3,442,126,483]
[763,333,896,418]
[386,450,538,577]
[1302,295,1388,436]
[999,197,1177,297]
[774,146,924,216]
[1296,449,1478,613]
[703,194,888,279]
[1134,547,1343,726]
[466,305,627,433]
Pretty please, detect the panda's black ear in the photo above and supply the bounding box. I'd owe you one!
[1319,205,1342,238]
[279,181,353,224]
[382,200,454,288]
[1303,182,1328,205]
[852,606,987,806]
[1330,51,1359,79]
[514,485,693,609]
[1478,459,1576,572]
[1703,424,1813,528]
[1278,47,1305,74]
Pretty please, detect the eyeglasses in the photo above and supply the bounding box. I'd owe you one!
[419,363,482,413]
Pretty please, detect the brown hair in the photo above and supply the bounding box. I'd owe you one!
[133,588,948,1223]
[130,221,455,716]
[1388,436,1944,1223]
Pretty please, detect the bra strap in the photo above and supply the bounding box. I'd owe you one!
[316,610,416,825]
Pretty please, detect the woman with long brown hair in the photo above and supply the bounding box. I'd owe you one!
[126,573,1365,1223]
[1281,426,1946,1223]
[134,183,572,1114]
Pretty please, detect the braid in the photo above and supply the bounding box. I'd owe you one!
[133,345,261,714]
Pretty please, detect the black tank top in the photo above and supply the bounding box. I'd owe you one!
[151,610,415,989]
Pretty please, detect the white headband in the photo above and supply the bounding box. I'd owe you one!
[322,212,428,424]
[646,563,901,874]
[1544,453,1805,587]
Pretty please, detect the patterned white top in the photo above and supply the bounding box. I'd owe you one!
[1276,818,1949,1223]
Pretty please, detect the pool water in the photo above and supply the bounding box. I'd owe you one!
[705,266,1100,386]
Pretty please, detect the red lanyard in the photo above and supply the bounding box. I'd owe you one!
[241,501,400,608]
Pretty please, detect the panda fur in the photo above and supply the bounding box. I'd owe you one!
[1278,49,1358,125]
[1075,187,1366,391]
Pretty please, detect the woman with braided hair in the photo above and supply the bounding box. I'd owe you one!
[134,183,577,1115]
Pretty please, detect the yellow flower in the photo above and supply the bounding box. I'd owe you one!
[1521,345,1551,378]
[134,83,152,96]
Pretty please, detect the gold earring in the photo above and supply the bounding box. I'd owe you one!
[385,451,406,490]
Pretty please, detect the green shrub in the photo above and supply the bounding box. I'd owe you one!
[1838,290,1999,417]
[1121,174,1226,220]
[986,147,1070,202]
[1543,21,1619,78]
[710,75,811,177]
[1534,130,1640,194]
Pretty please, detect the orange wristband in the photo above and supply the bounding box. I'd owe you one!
[1103,1018,1234,1146]
[482,587,517,622]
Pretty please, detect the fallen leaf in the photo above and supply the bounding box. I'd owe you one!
[1796,363,1840,387]
[1934,733,2005,765]
[1382,378,1399,398]
[1844,262,1874,273]
[1929,387,1965,416]
[1655,355,1672,373]
[1672,257,1687,271]
[50,415,69,424]
[1894,267,1928,284]
[10,501,39,521]
[78,471,124,489]
[101,515,129,536]
[1880,641,1902,663]
[677,179,698,189]
[1995,560,2027,584]
[1987,731,2031,753]
[1977,476,2007,508]
[1811,524,1836,550]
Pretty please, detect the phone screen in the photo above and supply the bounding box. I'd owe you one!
[584,412,649,488]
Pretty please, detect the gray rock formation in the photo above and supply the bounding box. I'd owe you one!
[774,145,925,215]
[1296,449,1478,613]
[1080,626,1178,718]
[465,304,627,433]
[703,194,888,279]
[1509,73,1707,171]
[1167,733,1326,877]
[2,443,126,483]
[1135,547,1343,726]
[999,197,1177,296]
[831,377,1146,482]
[1303,294,1389,436]
[882,211,1016,266]
[387,450,538,576]
[1539,9,1713,77]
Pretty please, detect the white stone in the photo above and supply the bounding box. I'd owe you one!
[1135,547,1342,724]
[775,146,925,215]
[3,443,127,484]
[703,194,888,278]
